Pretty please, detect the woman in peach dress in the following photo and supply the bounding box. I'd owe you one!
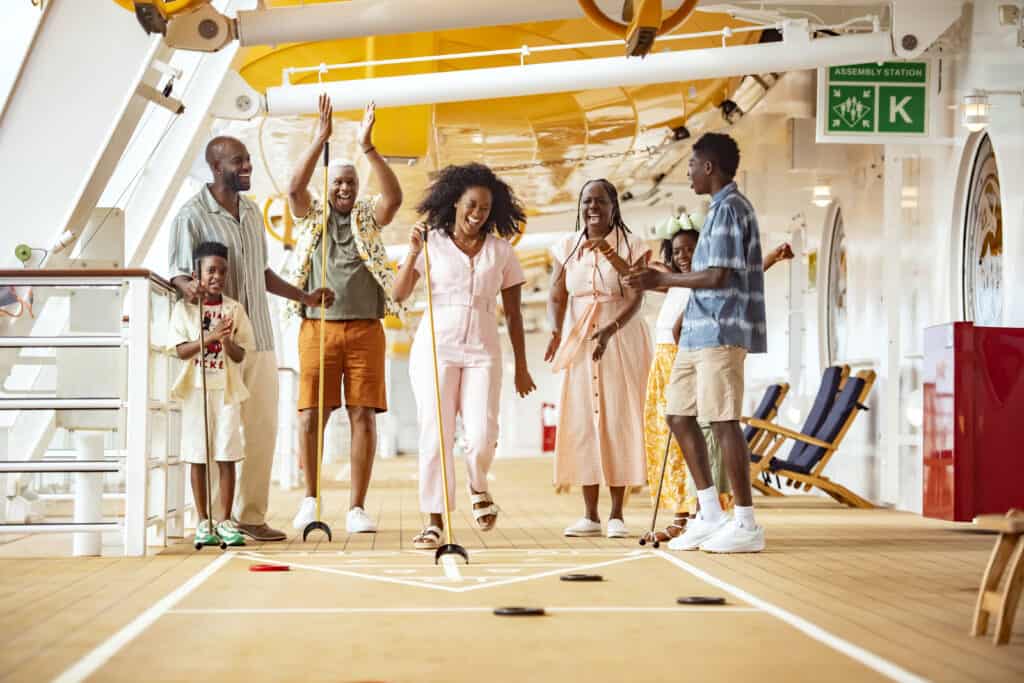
[545,179,652,539]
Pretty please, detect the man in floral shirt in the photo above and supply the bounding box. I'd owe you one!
[285,95,404,535]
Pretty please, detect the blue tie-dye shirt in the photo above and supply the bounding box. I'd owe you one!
[679,182,767,354]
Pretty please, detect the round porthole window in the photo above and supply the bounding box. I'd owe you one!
[825,205,848,365]
[962,135,1003,325]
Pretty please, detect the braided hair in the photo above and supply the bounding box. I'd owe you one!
[415,162,525,239]
[563,179,634,295]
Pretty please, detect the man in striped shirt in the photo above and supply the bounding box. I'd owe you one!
[169,136,333,542]
[625,132,767,554]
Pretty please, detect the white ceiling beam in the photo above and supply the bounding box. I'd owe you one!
[267,24,893,114]
[236,0,687,46]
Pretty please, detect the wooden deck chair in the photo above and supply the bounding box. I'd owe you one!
[746,369,876,508]
[742,382,790,454]
[746,365,848,485]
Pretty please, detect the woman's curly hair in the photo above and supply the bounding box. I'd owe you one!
[415,162,526,239]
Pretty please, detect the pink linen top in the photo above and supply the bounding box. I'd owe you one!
[412,230,526,367]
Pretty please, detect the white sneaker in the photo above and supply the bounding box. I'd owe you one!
[667,514,730,551]
[563,517,602,537]
[699,520,765,553]
[606,518,629,538]
[292,497,317,530]
[346,506,377,533]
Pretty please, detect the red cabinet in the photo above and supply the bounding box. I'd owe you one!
[923,322,1024,521]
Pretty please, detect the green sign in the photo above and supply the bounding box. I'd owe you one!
[826,61,928,136]
[828,63,927,84]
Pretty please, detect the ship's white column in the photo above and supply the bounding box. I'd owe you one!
[72,432,105,556]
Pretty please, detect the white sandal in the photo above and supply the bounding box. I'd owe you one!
[413,525,442,550]
[470,490,499,531]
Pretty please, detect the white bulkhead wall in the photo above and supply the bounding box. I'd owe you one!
[496,5,1022,514]
[0,2,160,269]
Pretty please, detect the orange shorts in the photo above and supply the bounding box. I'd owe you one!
[298,319,387,413]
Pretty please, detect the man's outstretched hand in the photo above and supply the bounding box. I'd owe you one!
[624,265,663,291]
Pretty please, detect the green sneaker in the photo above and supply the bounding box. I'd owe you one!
[216,519,246,547]
[194,520,219,547]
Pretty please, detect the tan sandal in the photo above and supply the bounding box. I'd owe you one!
[470,490,499,531]
[641,516,689,545]
[413,525,442,550]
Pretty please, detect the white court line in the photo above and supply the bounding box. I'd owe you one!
[440,554,463,580]
[238,548,640,558]
[235,553,465,593]
[51,553,232,683]
[448,554,649,593]
[239,551,651,594]
[654,551,930,683]
[169,606,760,615]
[328,563,580,568]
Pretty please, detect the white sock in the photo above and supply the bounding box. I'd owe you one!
[696,487,723,522]
[734,505,756,529]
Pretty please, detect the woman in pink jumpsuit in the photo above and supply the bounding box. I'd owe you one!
[545,179,652,539]
[393,163,536,549]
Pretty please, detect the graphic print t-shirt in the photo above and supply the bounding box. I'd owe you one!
[193,301,229,390]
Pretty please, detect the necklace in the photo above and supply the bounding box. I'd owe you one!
[453,231,484,257]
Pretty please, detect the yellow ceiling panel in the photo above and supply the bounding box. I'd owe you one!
[233,8,760,216]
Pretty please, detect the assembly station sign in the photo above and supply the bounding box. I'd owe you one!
[817,61,933,144]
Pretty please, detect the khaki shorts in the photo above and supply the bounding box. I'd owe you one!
[298,319,387,413]
[664,346,747,422]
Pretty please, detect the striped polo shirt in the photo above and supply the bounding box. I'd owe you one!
[679,182,767,354]
[167,185,275,352]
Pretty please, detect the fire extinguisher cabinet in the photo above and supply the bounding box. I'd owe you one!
[541,402,557,453]
[922,322,1024,521]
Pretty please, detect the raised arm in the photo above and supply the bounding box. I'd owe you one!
[357,102,402,227]
[288,93,332,220]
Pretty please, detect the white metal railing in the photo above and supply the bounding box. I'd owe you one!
[0,269,184,556]
[0,461,121,473]
[0,335,124,347]
[281,24,774,84]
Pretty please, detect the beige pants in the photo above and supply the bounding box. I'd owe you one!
[233,351,279,525]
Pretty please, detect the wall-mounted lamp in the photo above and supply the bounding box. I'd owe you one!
[901,186,919,209]
[961,88,1024,132]
[962,91,991,132]
[811,185,833,207]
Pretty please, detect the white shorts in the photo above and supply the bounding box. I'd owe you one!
[180,389,244,464]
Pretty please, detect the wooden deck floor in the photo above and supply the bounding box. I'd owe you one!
[1,456,1022,682]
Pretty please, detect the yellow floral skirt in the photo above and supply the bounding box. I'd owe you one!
[643,344,733,514]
